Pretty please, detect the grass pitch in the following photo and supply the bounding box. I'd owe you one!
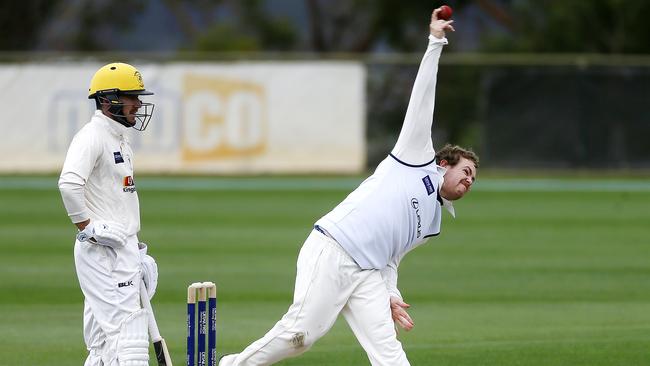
[0,176,649,365]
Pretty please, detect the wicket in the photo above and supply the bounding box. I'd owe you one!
[187,282,217,366]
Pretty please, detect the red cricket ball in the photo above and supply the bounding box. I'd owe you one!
[439,5,453,20]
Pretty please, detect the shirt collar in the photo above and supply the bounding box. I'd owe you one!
[93,110,130,139]
[436,165,456,218]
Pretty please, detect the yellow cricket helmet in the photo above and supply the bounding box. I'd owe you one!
[88,62,155,131]
[88,62,153,98]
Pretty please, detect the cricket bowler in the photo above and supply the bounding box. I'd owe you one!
[220,6,478,366]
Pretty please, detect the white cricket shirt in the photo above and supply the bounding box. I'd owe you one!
[316,35,453,271]
[58,110,140,236]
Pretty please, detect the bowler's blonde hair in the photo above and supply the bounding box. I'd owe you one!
[435,144,479,168]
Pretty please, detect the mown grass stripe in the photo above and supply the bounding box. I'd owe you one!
[1,176,649,191]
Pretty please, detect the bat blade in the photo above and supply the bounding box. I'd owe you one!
[153,338,173,366]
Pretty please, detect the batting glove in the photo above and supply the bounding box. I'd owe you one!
[76,220,128,248]
[139,242,158,299]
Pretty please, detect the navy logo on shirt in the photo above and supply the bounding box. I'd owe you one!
[114,151,124,164]
[422,175,435,195]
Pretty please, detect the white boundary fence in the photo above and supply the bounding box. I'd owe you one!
[0,62,365,173]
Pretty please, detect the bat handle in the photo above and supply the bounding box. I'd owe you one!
[140,280,173,365]
[140,280,163,342]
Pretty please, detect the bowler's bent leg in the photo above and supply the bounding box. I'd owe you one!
[342,271,410,366]
[220,231,354,366]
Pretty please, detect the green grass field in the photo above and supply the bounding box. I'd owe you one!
[1,176,649,365]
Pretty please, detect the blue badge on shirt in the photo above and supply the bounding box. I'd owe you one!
[422,175,435,196]
[113,151,124,164]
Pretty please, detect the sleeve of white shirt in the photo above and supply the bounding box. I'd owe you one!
[58,127,100,224]
[380,256,403,300]
[391,34,448,165]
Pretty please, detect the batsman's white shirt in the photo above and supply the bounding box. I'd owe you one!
[59,111,143,366]
[59,110,140,234]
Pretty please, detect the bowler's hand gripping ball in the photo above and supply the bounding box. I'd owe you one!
[439,5,453,20]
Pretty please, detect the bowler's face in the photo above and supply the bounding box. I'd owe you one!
[440,157,477,201]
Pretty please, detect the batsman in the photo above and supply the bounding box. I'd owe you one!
[58,62,159,366]
[220,6,478,366]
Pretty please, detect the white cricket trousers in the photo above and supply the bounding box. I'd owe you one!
[74,235,142,366]
[220,229,410,366]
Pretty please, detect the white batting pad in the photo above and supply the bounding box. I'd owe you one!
[116,309,149,366]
